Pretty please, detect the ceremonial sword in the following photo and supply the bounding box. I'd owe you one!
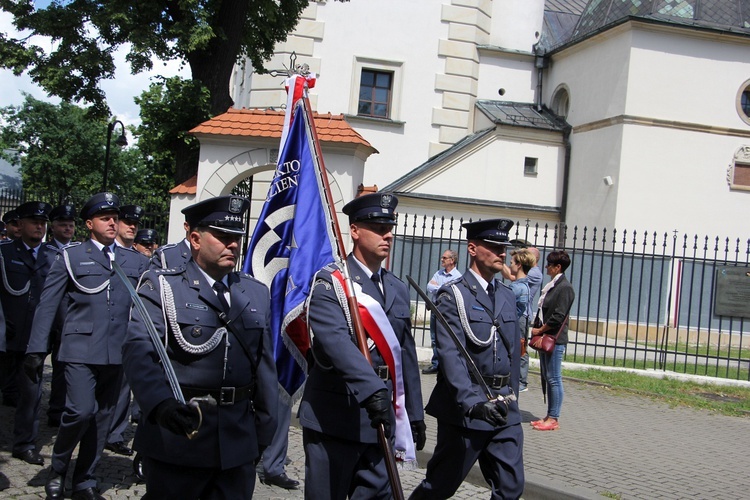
[112,261,215,438]
[406,276,515,404]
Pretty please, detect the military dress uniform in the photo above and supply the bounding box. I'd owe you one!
[122,195,278,499]
[411,220,525,500]
[25,193,149,497]
[150,238,191,270]
[0,201,56,461]
[301,193,424,500]
[45,204,78,427]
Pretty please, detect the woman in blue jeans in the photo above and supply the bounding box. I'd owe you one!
[530,250,575,431]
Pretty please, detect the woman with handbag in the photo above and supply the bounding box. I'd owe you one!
[529,250,575,431]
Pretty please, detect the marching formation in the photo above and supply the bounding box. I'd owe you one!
[0,79,575,500]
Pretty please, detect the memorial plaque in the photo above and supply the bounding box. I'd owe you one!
[714,267,750,318]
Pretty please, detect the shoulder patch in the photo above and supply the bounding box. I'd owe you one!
[138,278,155,292]
[313,277,332,291]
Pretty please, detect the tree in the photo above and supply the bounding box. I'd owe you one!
[0,94,171,209]
[0,0,315,182]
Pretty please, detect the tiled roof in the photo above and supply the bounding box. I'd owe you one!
[190,108,375,149]
[169,175,197,195]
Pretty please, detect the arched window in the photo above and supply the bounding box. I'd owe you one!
[551,86,570,119]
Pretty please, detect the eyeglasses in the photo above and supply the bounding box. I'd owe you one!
[441,256,452,260]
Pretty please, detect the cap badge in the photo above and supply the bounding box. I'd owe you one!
[37,203,45,213]
[229,197,243,214]
[104,193,114,205]
[380,194,392,208]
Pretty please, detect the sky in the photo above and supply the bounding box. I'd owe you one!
[0,8,188,131]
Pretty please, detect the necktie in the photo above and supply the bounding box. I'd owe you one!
[371,273,385,301]
[28,248,36,262]
[213,281,231,315]
[487,282,495,304]
[102,245,111,268]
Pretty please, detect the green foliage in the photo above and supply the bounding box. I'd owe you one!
[0,94,170,210]
[0,0,311,117]
[135,76,211,181]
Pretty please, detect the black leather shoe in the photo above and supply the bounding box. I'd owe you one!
[71,487,105,500]
[262,472,300,490]
[105,441,133,456]
[421,365,439,375]
[13,448,44,465]
[45,468,65,500]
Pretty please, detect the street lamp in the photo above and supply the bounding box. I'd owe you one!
[103,120,128,192]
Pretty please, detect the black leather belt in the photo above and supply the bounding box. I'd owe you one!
[375,365,390,380]
[471,374,510,389]
[181,383,255,406]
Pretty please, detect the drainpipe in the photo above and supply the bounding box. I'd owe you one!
[533,43,547,111]
[560,124,572,232]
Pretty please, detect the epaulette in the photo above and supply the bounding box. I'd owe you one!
[156,242,179,251]
[237,272,265,286]
[64,241,83,248]
[152,265,185,275]
[444,276,463,287]
[0,239,14,245]
[498,281,512,291]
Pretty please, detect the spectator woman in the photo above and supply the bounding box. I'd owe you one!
[530,250,574,431]
[509,249,535,392]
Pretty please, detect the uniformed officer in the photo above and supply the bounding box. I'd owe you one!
[115,205,144,249]
[0,201,55,466]
[410,219,524,500]
[48,204,77,248]
[123,195,278,499]
[3,209,22,240]
[45,203,77,427]
[24,192,149,500]
[301,192,426,500]
[150,220,190,270]
[105,204,145,457]
[133,228,159,258]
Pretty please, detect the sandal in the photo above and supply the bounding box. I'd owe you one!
[534,419,559,431]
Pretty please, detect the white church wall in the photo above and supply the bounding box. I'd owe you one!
[626,26,750,128]
[310,0,447,187]
[477,52,537,105]
[545,26,633,127]
[409,134,563,208]
[488,0,545,53]
[616,125,750,242]
[564,125,623,231]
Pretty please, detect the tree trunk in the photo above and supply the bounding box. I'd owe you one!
[176,1,251,182]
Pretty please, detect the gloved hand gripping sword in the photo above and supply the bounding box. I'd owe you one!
[406,276,516,412]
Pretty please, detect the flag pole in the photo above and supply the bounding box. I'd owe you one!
[300,90,406,500]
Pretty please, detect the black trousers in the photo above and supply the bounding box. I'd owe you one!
[142,456,256,499]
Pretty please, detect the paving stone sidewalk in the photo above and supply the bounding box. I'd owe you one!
[2,359,749,499]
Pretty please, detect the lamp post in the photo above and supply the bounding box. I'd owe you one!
[103,120,128,192]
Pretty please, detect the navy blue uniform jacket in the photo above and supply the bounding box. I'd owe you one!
[299,256,423,443]
[26,240,148,363]
[122,260,278,469]
[0,240,57,352]
[425,271,522,430]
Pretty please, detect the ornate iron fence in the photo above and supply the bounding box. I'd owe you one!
[0,187,170,244]
[392,214,750,381]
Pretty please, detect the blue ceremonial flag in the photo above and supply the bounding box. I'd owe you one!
[243,100,337,401]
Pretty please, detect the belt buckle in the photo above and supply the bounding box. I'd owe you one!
[376,365,389,380]
[490,375,504,389]
[219,387,235,405]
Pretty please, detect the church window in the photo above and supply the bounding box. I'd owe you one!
[358,70,393,118]
[728,146,750,191]
[735,80,750,126]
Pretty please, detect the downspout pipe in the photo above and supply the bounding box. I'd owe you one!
[560,124,572,229]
